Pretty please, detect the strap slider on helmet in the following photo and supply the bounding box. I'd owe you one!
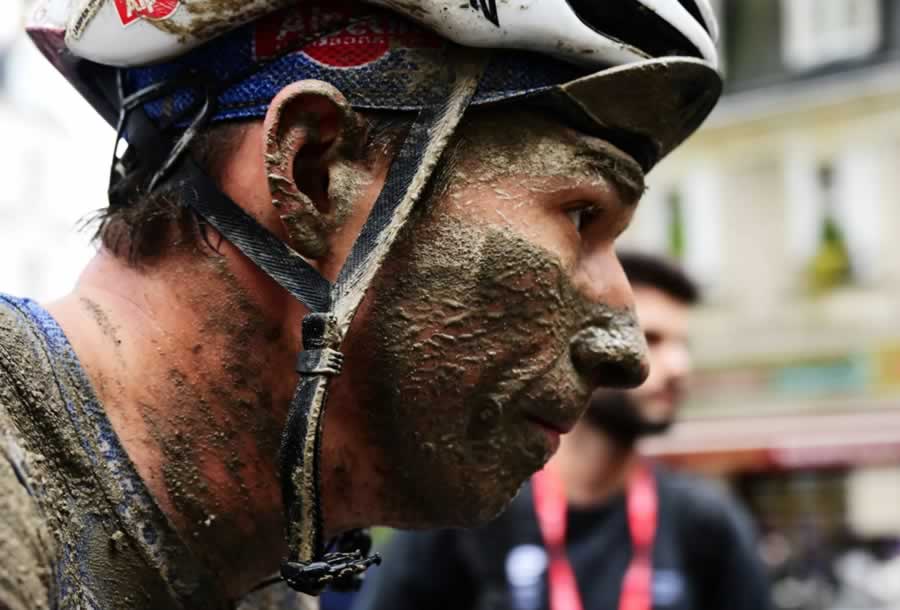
[302,313,340,349]
[298,313,343,375]
[296,349,344,376]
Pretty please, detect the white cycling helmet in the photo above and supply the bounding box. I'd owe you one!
[29,0,722,172]
[27,0,723,597]
[44,0,718,69]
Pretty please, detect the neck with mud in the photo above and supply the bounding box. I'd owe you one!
[48,248,311,599]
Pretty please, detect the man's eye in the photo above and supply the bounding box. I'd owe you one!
[566,204,598,232]
[566,208,585,231]
[645,330,663,346]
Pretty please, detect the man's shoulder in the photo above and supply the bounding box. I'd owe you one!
[0,296,58,430]
[0,295,47,380]
[651,469,772,608]
[656,466,726,501]
[0,295,74,415]
[0,294,36,333]
[0,295,45,452]
[654,465,759,556]
[0,426,57,609]
[0,295,59,608]
[655,466,750,529]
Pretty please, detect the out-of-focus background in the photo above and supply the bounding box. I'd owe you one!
[623,2,900,608]
[0,0,109,301]
[2,1,900,609]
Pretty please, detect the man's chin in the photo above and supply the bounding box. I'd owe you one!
[447,466,534,527]
[638,401,678,436]
[583,391,678,444]
[447,494,519,529]
[393,476,526,531]
[639,416,675,436]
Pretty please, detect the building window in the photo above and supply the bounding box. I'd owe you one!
[807,163,853,293]
[665,189,686,261]
[782,0,881,70]
[786,136,883,295]
[657,168,722,289]
[623,165,722,291]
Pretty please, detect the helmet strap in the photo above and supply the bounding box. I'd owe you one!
[279,48,486,594]
[107,47,485,597]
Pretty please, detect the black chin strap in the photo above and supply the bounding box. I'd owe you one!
[111,50,484,596]
[278,79,483,592]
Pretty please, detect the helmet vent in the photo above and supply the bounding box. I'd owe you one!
[564,0,704,61]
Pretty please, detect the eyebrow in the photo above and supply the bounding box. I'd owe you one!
[572,136,647,206]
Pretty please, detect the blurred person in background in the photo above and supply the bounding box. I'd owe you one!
[356,252,771,610]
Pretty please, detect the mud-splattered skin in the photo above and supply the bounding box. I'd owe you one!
[16,102,646,603]
[138,258,298,591]
[0,292,315,609]
[49,248,303,600]
[336,110,649,529]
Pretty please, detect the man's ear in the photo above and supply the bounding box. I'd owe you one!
[263,80,368,259]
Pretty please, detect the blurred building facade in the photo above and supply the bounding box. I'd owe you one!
[0,0,109,301]
[623,2,900,607]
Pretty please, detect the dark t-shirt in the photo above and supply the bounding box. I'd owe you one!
[356,468,771,610]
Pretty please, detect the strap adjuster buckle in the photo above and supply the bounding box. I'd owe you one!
[296,348,344,376]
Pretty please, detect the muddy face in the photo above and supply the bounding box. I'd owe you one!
[340,110,649,528]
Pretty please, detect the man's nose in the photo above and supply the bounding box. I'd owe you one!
[569,312,649,389]
[663,342,693,384]
[579,245,636,311]
[569,249,650,389]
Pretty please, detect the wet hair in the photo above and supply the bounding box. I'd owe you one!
[618,251,700,305]
[93,112,411,266]
[92,121,245,265]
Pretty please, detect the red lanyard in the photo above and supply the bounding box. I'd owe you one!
[532,461,658,610]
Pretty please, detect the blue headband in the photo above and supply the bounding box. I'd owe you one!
[126,2,590,128]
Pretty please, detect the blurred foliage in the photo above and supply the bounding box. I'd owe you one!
[808,216,852,295]
[668,190,686,261]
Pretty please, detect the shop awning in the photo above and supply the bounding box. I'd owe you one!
[640,409,900,475]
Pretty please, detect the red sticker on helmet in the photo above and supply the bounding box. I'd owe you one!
[302,21,391,68]
[114,0,179,27]
[254,5,441,67]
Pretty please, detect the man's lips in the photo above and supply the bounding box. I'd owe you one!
[524,413,575,436]
[510,349,590,424]
[524,414,573,454]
